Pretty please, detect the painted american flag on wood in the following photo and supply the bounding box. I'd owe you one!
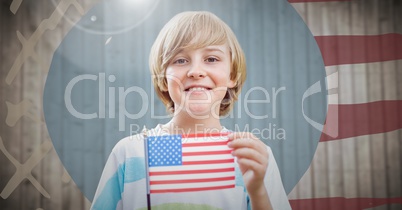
[288,0,402,209]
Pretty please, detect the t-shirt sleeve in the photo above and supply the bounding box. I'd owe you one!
[91,141,127,210]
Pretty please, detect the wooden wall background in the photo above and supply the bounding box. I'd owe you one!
[0,0,401,209]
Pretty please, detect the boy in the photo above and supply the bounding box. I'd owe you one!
[92,11,291,210]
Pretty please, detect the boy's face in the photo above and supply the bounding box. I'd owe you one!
[165,44,236,118]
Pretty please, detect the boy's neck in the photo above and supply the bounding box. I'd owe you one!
[163,112,223,135]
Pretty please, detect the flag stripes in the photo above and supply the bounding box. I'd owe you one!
[147,133,235,193]
[183,150,232,156]
[325,60,402,104]
[150,185,236,194]
[149,167,235,176]
[150,172,235,181]
[150,176,235,185]
[321,101,402,142]
[288,0,402,208]
[315,34,402,66]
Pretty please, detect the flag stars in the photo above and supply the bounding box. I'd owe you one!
[147,135,183,167]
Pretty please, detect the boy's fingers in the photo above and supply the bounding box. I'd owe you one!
[228,132,266,150]
[237,158,265,175]
[228,139,268,157]
[228,139,263,152]
[232,147,267,165]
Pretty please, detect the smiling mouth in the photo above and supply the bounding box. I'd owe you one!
[185,87,212,92]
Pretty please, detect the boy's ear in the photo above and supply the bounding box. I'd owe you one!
[228,79,236,88]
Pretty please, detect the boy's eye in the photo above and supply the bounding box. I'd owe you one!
[205,57,219,62]
[173,58,187,64]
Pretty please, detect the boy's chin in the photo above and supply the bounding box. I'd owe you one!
[185,104,217,119]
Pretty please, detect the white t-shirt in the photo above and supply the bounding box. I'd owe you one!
[91,125,291,210]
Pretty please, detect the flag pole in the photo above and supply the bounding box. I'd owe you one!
[142,126,151,210]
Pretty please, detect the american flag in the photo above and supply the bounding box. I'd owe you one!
[288,0,402,209]
[145,133,235,193]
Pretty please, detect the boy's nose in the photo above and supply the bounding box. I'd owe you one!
[187,66,206,79]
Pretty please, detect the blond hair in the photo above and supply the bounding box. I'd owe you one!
[149,11,246,116]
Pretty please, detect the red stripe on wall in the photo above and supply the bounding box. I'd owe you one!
[315,34,402,66]
[289,197,402,210]
[320,100,402,141]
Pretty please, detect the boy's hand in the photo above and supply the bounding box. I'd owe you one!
[227,132,269,197]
